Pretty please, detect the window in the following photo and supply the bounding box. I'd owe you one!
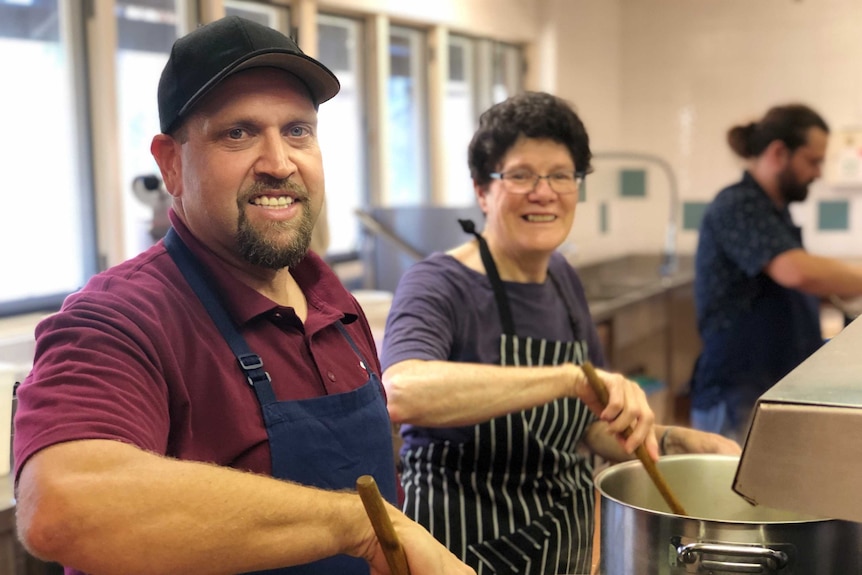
[445,35,478,206]
[388,25,429,206]
[317,14,367,256]
[117,2,289,261]
[116,0,188,260]
[492,41,523,104]
[224,0,289,30]
[0,0,97,316]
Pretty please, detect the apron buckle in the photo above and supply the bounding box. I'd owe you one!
[237,353,271,387]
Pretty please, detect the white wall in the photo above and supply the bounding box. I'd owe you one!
[533,0,862,264]
[532,0,631,264]
[618,0,862,257]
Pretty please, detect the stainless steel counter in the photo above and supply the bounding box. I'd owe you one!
[575,253,695,321]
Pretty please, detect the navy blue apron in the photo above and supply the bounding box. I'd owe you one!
[165,228,397,575]
[693,224,823,434]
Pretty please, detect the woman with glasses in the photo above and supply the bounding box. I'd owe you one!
[379,92,739,574]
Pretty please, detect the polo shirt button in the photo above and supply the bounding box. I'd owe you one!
[327,372,336,381]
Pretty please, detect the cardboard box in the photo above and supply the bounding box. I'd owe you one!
[734,316,862,522]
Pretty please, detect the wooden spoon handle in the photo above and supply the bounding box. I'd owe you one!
[356,475,411,575]
[581,362,688,516]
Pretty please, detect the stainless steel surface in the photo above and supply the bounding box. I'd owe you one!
[576,253,694,322]
[355,205,484,292]
[595,454,860,574]
[676,542,787,573]
[736,314,862,523]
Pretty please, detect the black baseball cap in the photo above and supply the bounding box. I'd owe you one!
[157,15,340,134]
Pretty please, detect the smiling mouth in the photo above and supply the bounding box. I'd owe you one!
[250,195,297,208]
[524,214,556,222]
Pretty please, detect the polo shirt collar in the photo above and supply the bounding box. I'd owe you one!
[166,210,358,329]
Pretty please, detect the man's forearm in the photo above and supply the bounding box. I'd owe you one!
[17,439,372,575]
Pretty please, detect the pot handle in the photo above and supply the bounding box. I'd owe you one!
[676,542,789,573]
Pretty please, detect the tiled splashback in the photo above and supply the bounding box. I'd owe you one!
[548,0,862,264]
[594,171,854,234]
[0,313,44,383]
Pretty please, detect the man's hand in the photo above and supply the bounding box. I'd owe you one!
[355,499,475,575]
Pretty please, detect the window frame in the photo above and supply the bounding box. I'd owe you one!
[0,1,98,317]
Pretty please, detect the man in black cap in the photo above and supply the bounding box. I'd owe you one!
[13,16,475,575]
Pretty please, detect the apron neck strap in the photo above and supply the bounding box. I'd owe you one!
[458,219,516,335]
[164,227,277,405]
[458,219,582,342]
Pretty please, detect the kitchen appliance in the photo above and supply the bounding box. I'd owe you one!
[734,314,862,524]
[594,454,860,574]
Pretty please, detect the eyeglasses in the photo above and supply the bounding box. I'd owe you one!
[489,169,585,195]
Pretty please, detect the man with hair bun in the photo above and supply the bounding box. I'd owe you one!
[691,103,862,442]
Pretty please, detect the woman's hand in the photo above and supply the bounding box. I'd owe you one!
[572,365,658,458]
[660,426,742,456]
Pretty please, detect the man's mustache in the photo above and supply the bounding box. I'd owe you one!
[240,179,309,202]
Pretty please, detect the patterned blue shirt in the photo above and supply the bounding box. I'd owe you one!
[695,171,803,337]
[691,171,822,410]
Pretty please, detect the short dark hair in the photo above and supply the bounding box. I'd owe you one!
[467,91,592,186]
[726,103,829,159]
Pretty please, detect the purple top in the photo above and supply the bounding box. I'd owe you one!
[381,251,604,451]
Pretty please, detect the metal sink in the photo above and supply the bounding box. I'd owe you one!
[576,253,694,305]
[583,283,642,302]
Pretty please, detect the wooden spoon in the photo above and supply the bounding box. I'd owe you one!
[356,475,411,575]
[581,361,688,516]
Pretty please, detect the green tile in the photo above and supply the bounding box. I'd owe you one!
[683,201,709,231]
[818,200,849,231]
[620,169,646,197]
[600,201,609,234]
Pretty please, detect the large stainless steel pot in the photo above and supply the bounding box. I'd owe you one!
[594,454,861,574]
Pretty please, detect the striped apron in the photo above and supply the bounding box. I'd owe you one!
[401,221,597,574]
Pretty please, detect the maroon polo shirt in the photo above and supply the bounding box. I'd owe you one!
[13,211,381,478]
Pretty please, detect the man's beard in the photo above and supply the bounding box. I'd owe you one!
[235,179,316,270]
[777,165,810,204]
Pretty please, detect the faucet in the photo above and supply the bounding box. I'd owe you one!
[592,151,680,276]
